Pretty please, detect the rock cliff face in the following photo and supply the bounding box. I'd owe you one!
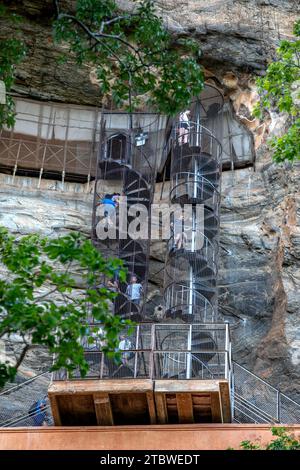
[0,1,297,103]
[0,0,300,399]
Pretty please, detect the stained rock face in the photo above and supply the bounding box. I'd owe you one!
[0,0,298,104]
[122,0,296,70]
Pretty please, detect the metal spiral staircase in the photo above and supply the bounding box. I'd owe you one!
[1,87,300,428]
[44,86,300,426]
[164,128,222,324]
[91,116,158,321]
[161,86,225,386]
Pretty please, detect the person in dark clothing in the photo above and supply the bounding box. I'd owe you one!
[107,267,120,291]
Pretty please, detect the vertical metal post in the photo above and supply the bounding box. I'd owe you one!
[149,323,156,379]
[225,323,229,380]
[231,366,235,419]
[61,107,70,191]
[188,267,193,317]
[186,324,192,379]
[100,352,105,379]
[277,391,281,423]
[133,324,140,378]
[193,158,198,200]
[196,109,200,147]
[38,104,54,189]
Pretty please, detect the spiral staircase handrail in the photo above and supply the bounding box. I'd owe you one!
[105,134,155,171]
[173,125,223,153]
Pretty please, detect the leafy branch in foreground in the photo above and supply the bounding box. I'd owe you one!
[254,20,300,162]
[0,5,26,128]
[239,427,300,450]
[0,227,130,387]
[53,0,204,114]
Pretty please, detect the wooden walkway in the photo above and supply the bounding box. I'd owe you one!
[48,379,231,426]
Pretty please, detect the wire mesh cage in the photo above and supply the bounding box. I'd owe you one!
[164,84,224,325]
[52,323,231,382]
[232,362,300,424]
[92,113,164,321]
[0,373,53,427]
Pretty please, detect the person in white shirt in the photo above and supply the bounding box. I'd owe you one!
[126,274,143,305]
[118,335,134,365]
[178,110,190,144]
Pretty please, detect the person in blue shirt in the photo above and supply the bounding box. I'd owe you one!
[100,193,120,219]
[126,274,143,305]
[28,398,48,426]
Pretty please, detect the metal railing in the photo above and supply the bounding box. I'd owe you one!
[0,135,96,183]
[0,372,53,427]
[232,362,300,424]
[52,323,232,382]
[2,349,300,426]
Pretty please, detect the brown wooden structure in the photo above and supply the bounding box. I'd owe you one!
[48,378,231,426]
[49,323,232,425]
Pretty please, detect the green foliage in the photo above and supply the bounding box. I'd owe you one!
[0,362,16,388]
[53,0,204,114]
[0,227,130,387]
[239,427,300,450]
[0,6,26,129]
[270,118,300,163]
[254,19,300,161]
[240,440,261,450]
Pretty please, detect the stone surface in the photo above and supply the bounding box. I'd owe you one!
[0,0,299,105]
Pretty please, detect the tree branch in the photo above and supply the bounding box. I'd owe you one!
[33,287,58,302]
[99,15,137,34]
[15,344,31,369]
[56,12,147,70]
[58,13,127,66]
[0,327,9,339]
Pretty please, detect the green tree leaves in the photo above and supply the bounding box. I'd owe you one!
[0,6,26,129]
[53,0,204,115]
[254,19,300,161]
[240,427,300,450]
[0,227,129,386]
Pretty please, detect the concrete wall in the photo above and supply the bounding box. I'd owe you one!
[1,425,300,450]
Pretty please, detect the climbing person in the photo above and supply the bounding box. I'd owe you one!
[171,213,187,251]
[99,193,120,221]
[107,267,120,292]
[126,274,143,305]
[118,334,134,366]
[28,398,48,426]
[178,109,191,145]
